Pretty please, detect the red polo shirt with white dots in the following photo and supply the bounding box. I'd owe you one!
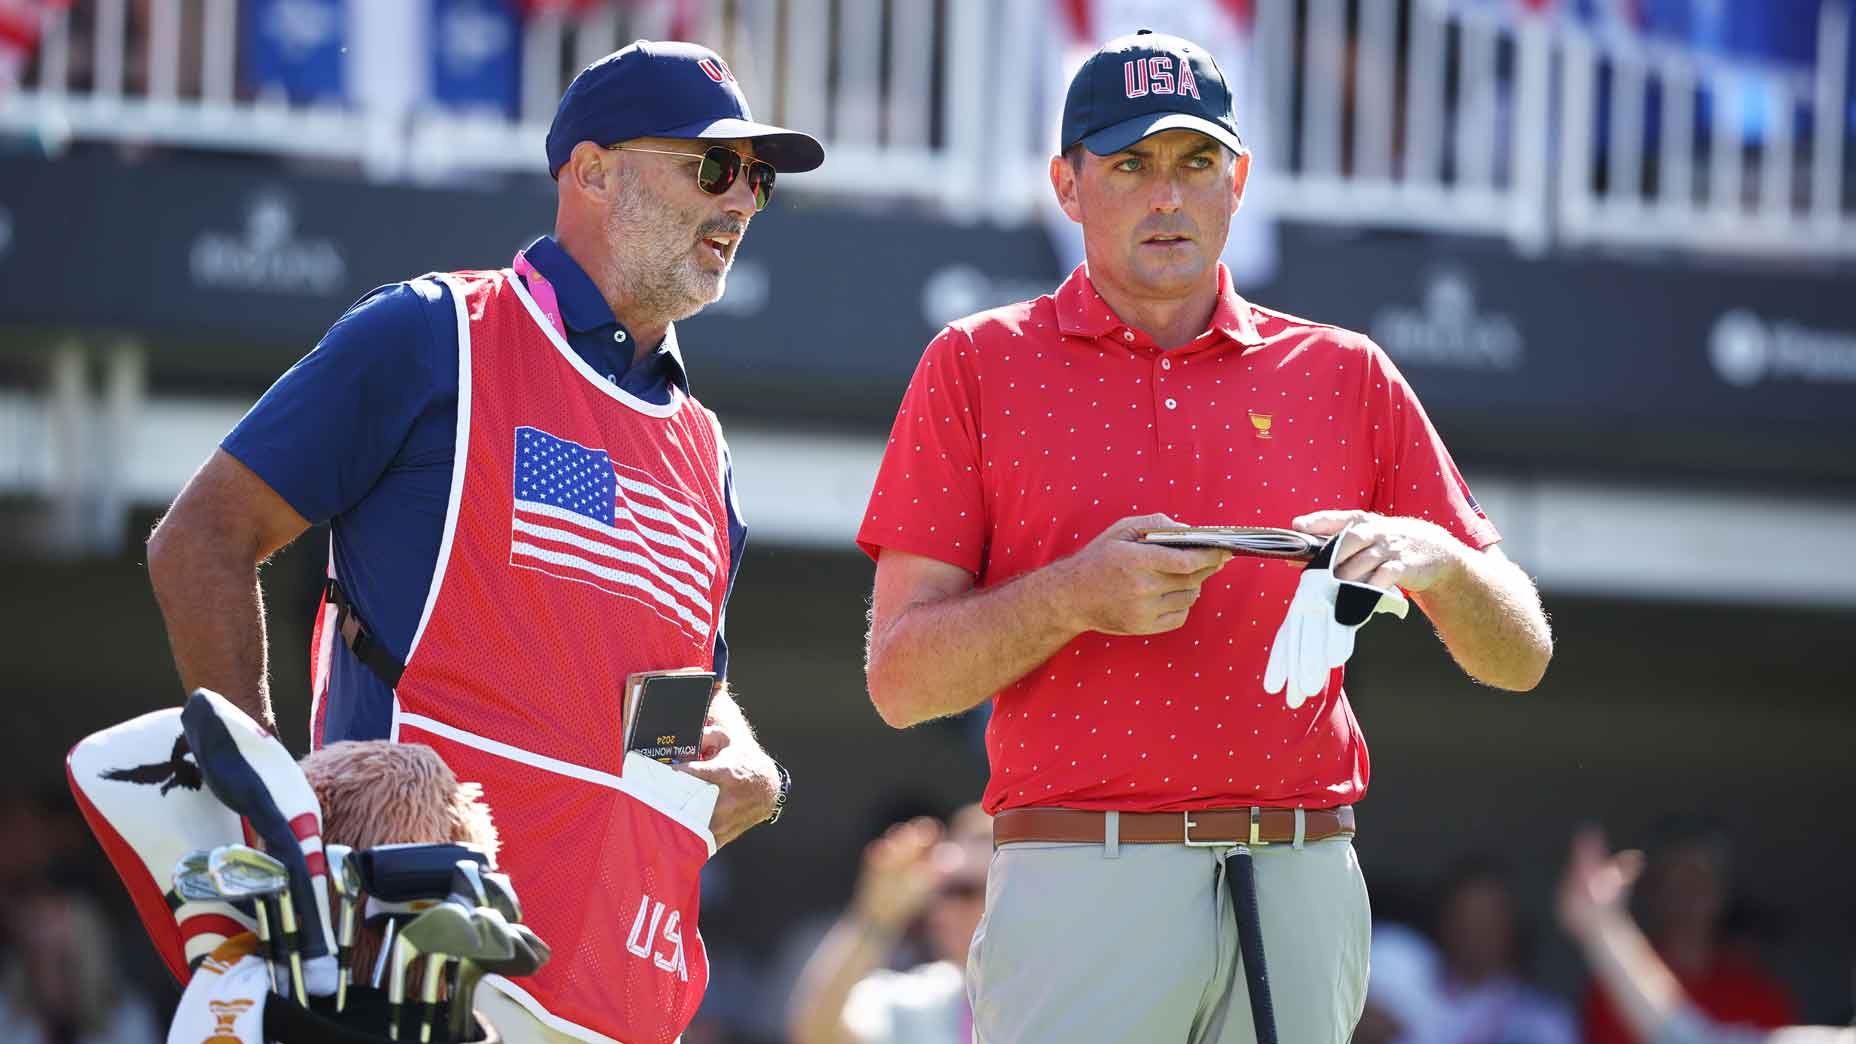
[858,264,1499,814]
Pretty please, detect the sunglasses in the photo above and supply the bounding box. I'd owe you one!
[605,144,776,211]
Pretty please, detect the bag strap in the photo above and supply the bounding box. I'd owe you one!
[325,579,405,690]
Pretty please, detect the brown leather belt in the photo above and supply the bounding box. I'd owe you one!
[993,806,1356,848]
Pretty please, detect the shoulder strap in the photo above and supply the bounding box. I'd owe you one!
[324,579,405,690]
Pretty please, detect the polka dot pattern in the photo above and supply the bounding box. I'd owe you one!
[857,265,1500,813]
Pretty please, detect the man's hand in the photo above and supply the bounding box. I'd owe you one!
[675,685,780,846]
[850,817,944,932]
[676,741,778,848]
[1557,826,1644,940]
[1293,510,1466,593]
[1059,514,1233,635]
[1295,508,1552,691]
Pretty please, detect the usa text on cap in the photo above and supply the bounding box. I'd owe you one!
[1061,29,1245,158]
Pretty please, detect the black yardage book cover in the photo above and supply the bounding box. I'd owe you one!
[624,669,717,764]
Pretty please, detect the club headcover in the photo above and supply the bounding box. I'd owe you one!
[1263,524,1410,709]
[65,706,251,983]
[167,933,271,1043]
[181,689,340,994]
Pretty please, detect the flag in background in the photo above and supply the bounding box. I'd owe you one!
[432,0,520,116]
[0,0,74,92]
[243,0,520,116]
[244,0,345,104]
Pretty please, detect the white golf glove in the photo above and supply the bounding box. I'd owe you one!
[1264,525,1410,708]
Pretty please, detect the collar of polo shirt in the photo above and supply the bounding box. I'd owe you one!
[1056,264,1265,349]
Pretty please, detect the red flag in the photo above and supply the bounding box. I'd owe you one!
[0,0,72,91]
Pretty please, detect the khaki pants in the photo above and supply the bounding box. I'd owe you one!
[968,833,1371,1044]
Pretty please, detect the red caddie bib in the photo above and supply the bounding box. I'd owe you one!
[382,267,732,1043]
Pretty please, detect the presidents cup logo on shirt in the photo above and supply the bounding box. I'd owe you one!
[190,190,347,295]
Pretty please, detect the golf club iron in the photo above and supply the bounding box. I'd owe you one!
[386,901,481,1041]
[174,850,279,994]
[449,916,550,1041]
[480,871,522,923]
[209,844,305,1006]
[325,843,362,1013]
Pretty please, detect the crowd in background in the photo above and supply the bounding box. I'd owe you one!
[8,777,1842,1044]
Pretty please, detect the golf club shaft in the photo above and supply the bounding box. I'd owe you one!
[419,954,447,1043]
[335,894,354,1012]
[278,894,308,1006]
[449,961,483,1042]
[251,901,281,996]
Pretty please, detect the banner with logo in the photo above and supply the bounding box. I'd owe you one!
[1252,230,1856,441]
[0,153,1852,473]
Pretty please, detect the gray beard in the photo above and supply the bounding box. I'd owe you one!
[605,185,725,328]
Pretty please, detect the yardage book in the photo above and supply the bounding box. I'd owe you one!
[1134,525,1327,562]
[623,669,718,765]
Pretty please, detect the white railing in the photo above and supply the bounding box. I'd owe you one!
[3,0,1851,259]
[1555,2,1855,257]
[1259,0,1556,251]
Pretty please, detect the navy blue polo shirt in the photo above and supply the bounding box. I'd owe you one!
[223,236,746,744]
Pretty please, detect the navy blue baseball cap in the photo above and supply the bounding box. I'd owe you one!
[1061,29,1245,157]
[546,40,825,178]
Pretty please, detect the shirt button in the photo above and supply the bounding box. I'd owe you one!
[1164,398,1178,410]
[1122,330,1134,342]
[613,330,628,343]
[1161,358,1172,370]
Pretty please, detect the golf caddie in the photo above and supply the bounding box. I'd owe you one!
[144,39,820,1044]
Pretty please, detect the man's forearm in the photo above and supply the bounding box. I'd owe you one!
[1416,549,1551,691]
[866,562,1082,728]
[1575,910,1690,1043]
[786,912,903,1044]
[147,529,275,727]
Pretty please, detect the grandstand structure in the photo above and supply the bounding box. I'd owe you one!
[3,0,1851,253]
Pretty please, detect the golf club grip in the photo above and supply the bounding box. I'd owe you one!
[359,844,490,902]
[1225,847,1279,1044]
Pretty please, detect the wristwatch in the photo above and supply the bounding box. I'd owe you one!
[764,759,791,825]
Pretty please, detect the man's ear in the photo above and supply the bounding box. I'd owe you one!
[1230,151,1252,215]
[565,141,617,199]
[1050,154,1084,225]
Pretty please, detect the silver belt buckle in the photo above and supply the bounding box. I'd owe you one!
[1183,808,1270,847]
[1182,812,1224,847]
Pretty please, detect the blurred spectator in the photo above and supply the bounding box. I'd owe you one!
[787,804,991,1044]
[0,789,93,896]
[1582,820,1795,1044]
[1357,858,1575,1044]
[0,877,160,1044]
[1559,827,1852,1044]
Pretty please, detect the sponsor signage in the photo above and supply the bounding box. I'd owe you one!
[1255,232,1856,441]
[189,190,348,295]
[1,154,1852,461]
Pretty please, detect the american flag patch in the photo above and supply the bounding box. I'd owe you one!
[509,426,720,641]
